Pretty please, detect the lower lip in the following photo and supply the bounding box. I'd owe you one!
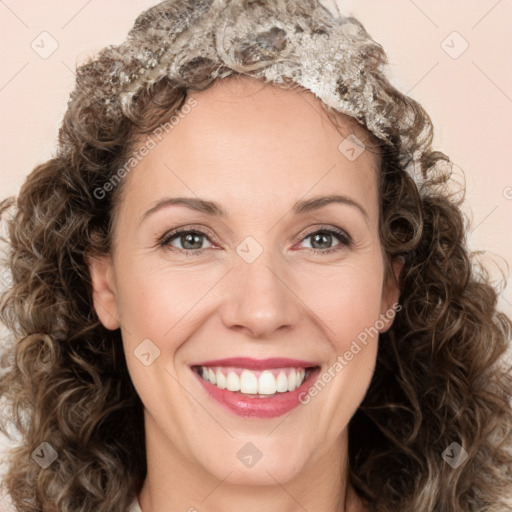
[193,367,321,419]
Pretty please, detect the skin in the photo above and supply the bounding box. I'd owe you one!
[90,75,402,512]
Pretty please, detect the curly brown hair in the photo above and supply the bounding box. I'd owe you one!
[1,1,512,511]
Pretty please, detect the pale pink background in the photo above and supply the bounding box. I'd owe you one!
[1,0,511,499]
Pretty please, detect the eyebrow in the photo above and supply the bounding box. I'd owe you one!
[139,194,369,224]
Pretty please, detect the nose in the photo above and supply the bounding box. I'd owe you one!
[219,250,302,339]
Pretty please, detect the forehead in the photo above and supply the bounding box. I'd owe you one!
[179,74,375,155]
[117,75,380,222]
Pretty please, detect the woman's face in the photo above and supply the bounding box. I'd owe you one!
[90,76,400,487]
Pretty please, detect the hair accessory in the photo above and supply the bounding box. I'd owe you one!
[70,0,431,183]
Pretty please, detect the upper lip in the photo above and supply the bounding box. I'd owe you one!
[191,357,318,370]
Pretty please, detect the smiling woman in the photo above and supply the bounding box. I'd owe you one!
[1,1,512,512]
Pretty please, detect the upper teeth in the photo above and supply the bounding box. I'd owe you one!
[198,366,308,395]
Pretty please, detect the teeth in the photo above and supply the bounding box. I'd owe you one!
[276,371,288,392]
[226,371,240,392]
[287,370,296,391]
[197,366,310,395]
[258,371,277,395]
[216,369,227,389]
[240,370,258,394]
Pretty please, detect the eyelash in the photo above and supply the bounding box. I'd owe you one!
[158,225,352,256]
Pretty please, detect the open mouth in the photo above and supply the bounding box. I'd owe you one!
[192,365,318,397]
[190,357,322,418]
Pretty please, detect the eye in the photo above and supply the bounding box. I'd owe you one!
[296,227,352,254]
[158,225,352,256]
[159,227,214,253]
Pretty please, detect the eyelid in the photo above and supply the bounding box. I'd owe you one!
[158,224,219,246]
[158,223,352,254]
[298,225,351,242]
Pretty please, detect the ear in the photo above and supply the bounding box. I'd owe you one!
[378,256,404,333]
[88,254,120,330]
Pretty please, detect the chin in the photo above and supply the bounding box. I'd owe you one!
[190,436,312,487]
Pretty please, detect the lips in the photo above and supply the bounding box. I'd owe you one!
[190,357,321,418]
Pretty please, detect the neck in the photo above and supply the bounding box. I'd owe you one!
[138,414,365,512]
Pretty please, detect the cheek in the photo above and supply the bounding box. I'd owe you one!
[115,258,209,428]
[288,261,384,442]
[115,256,220,341]
[297,259,385,350]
